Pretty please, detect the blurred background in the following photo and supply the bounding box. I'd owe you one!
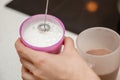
[6,0,120,34]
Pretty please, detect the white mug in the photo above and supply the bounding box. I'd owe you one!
[76,27,120,80]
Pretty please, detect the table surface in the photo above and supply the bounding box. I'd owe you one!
[0,0,119,80]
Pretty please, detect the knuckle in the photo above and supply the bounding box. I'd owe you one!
[32,70,40,77]
[15,41,19,49]
[21,68,26,79]
[21,73,25,80]
[15,43,21,52]
[34,57,46,65]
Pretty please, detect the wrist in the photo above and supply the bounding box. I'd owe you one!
[69,69,101,80]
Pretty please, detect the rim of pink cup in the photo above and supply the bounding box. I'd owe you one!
[20,14,65,51]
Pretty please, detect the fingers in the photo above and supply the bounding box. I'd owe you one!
[21,58,36,73]
[22,66,36,80]
[15,38,38,62]
[15,38,51,63]
[63,37,75,52]
[21,58,43,80]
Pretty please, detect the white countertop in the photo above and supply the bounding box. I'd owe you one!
[0,0,119,80]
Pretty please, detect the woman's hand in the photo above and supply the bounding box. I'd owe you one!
[15,37,100,80]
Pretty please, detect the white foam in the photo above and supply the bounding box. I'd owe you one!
[22,21,63,47]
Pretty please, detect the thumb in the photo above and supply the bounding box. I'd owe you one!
[63,37,75,53]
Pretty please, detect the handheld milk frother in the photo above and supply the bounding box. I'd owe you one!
[38,0,50,32]
[19,0,65,54]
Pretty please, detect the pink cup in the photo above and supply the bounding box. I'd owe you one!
[19,14,65,54]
